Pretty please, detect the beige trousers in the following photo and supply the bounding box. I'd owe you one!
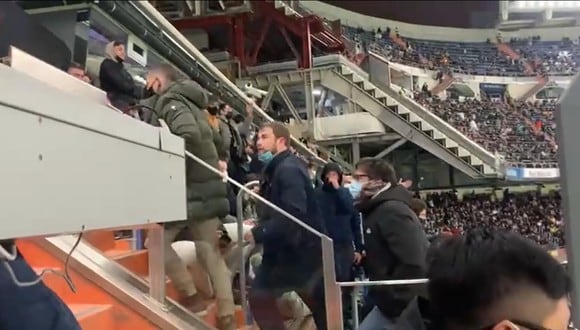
[164,218,235,317]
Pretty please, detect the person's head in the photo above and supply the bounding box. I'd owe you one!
[256,122,290,159]
[353,158,398,186]
[67,62,90,83]
[410,198,427,220]
[145,64,184,96]
[321,163,343,186]
[106,40,126,62]
[219,103,234,119]
[428,228,570,330]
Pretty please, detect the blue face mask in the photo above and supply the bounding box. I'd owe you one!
[348,180,363,198]
[258,151,274,164]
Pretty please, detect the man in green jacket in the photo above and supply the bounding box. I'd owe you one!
[142,64,235,330]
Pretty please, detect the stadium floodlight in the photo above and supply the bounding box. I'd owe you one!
[513,0,580,8]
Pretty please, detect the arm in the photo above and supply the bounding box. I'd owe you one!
[376,209,427,304]
[336,188,364,252]
[213,125,229,162]
[252,165,307,244]
[100,60,134,94]
[161,100,201,147]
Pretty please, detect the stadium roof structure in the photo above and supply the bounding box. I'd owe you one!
[499,0,580,29]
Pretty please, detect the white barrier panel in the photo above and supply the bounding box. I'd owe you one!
[0,64,187,239]
[314,112,386,140]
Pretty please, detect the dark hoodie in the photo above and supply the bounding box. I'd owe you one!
[314,163,363,251]
[356,184,429,319]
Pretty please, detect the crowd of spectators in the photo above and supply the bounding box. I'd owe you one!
[510,36,579,76]
[344,26,580,76]
[413,91,558,167]
[423,190,564,248]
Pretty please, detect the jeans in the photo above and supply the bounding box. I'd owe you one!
[359,306,395,330]
[0,253,81,330]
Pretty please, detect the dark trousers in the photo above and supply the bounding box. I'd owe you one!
[335,244,355,327]
[0,253,81,330]
[249,265,327,330]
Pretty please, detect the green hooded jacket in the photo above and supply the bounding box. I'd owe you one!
[142,80,229,221]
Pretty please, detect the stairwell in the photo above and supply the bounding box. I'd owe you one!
[390,33,407,49]
[267,0,344,52]
[17,231,250,330]
[431,74,456,96]
[496,42,534,75]
[517,75,549,102]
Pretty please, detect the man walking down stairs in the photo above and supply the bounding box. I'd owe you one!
[0,239,81,330]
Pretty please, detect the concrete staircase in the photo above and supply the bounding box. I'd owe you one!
[319,65,498,178]
[430,74,456,96]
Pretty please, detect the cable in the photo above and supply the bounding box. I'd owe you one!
[0,225,85,292]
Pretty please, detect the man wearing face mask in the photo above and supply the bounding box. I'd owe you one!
[99,41,138,113]
[243,122,328,330]
[314,162,364,329]
[352,158,428,330]
[141,64,235,330]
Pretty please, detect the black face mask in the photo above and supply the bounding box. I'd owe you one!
[115,55,124,63]
[225,112,233,120]
[207,106,219,115]
[142,87,155,99]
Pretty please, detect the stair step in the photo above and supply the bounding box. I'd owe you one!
[83,231,117,252]
[70,304,114,329]
[107,249,149,276]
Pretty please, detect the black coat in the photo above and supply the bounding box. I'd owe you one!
[357,185,429,319]
[99,58,136,111]
[252,150,326,288]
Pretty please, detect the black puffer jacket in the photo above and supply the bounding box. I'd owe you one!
[357,185,429,319]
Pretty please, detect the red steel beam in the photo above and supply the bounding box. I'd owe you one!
[300,20,312,69]
[232,16,246,69]
[249,17,272,66]
[253,1,302,36]
[172,14,234,30]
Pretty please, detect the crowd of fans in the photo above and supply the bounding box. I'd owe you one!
[422,190,564,248]
[413,91,558,167]
[344,26,580,76]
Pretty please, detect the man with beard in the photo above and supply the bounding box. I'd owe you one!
[244,122,327,330]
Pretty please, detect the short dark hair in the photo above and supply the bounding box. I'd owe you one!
[154,63,184,82]
[112,40,124,47]
[260,122,290,146]
[410,198,427,216]
[355,158,397,185]
[428,229,569,329]
[68,62,85,70]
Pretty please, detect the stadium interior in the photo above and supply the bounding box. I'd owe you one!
[0,0,576,329]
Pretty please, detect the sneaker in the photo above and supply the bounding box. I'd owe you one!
[217,315,236,330]
[179,294,207,315]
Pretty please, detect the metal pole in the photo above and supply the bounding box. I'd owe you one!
[236,180,260,324]
[337,278,430,287]
[351,287,359,330]
[557,72,580,325]
[147,224,166,306]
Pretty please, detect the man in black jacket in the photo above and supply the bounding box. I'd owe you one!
[244,122,327,330]
[351,158,428,330]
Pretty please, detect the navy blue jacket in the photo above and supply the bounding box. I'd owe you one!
[314,184,364,252]
[252,150,326,285]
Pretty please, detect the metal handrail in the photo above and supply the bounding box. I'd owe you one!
[183,150,341,329]
[338,278,429,287]
[131,1,325,164]
[235,180,261,324]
